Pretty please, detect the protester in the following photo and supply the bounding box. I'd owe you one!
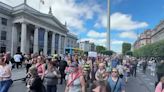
[65,62,85,92]
[124,60,131,83]
[95,63,108,81]
[36,56,45,80]
[13,53,22,69]
[111,57,119,68]
[116,63,124,79]
[0,54,13,92]
[59,57,68,84]
[107,68,125,92]
[156,60,164,82]
[142,60,147,74]
[155,76,164,92]
[92,81,111,92]
[27,66,45,92]
[131,58,138,77]
[44,60,61,92]
[25,54,32,73]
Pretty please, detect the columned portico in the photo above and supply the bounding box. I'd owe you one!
[1,2,69,56]
[64,36,67,54]
[44,30,48,55]
[51,32,55,55]
[11,24,18,56]
[20,22,27,54]
[58,34,61,54]
[33,26,39,53]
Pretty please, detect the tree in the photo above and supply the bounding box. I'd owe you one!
[101,50,114,56]
[96,45,106,53]
[133,40,164,58]
[122,42,131,55]
[125,51,133,56]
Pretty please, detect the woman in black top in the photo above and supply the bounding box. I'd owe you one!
[27,66,45,92]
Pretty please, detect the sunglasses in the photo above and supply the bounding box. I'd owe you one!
[112,71,118,73]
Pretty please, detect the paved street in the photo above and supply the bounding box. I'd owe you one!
[9,67,156,92]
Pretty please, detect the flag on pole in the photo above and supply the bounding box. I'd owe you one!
[40,0,44,4]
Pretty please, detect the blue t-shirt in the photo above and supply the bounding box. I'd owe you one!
[111,59,119,68]
[108,77,125,92]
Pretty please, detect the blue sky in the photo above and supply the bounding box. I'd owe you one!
[110,0,164,52]
[1,0,164,53]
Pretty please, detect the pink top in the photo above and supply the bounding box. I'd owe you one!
[155,82,164,92]
[36,63,45,76]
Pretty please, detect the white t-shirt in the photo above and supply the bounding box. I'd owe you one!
[0,65,11,78]
[14,54,22,62]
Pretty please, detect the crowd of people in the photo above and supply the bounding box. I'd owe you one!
[0,51,163,92]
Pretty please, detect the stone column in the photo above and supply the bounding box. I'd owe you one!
[64,36,66,54]
[51,32,55,55]
[44,30,48,56]
[33,26,39,53]
[20,22,27,54]
[58,34,61,54]
[11,24,17,56]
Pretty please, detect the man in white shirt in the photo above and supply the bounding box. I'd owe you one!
[14,53,22,69]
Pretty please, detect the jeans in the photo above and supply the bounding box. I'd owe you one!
[0,79,13,92]
[46,85,57,92]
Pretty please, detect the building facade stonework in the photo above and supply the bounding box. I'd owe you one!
[79,41,96,52]
[151,21,164,43]
[133,30,152,49]
[0,2,77,56]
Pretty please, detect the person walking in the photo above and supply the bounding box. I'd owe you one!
[156,60,164,82]
[0,54,13,92]
[36,56,45,80]
[155,76,164,92]
[65,62,85,92]
[44,60,61,92]
[92,81,111,92]
[27,66,45,92]
[13,53,22,69]
[131,59,138,77]
[95,63,108,81]
[107,68,125,92]
[59,57,68,84]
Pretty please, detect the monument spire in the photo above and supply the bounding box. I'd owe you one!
[24,0,27,4]
[107,0,110,50]
[49,6,53,15]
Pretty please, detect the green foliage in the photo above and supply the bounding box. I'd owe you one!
[96,45,106,53]
[101,50,114,56]
[133,40,164,58]
[125,50,133,56]
[122,43,131,55]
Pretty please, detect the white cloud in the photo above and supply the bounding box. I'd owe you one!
[79,38,107,47]
[0,0,102,33]
[94,13,107,28]
[87,30,106,38]
[111,12,148,31]
[111,40,124,44]
[119,31,137,39]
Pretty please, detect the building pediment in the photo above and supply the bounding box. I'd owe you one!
[0,2,68,33]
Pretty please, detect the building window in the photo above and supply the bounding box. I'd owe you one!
[1,31,7,40]
[0,46,6,53]
[1,18,7,26]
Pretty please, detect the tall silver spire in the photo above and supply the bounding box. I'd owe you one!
[107,0,110,50]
